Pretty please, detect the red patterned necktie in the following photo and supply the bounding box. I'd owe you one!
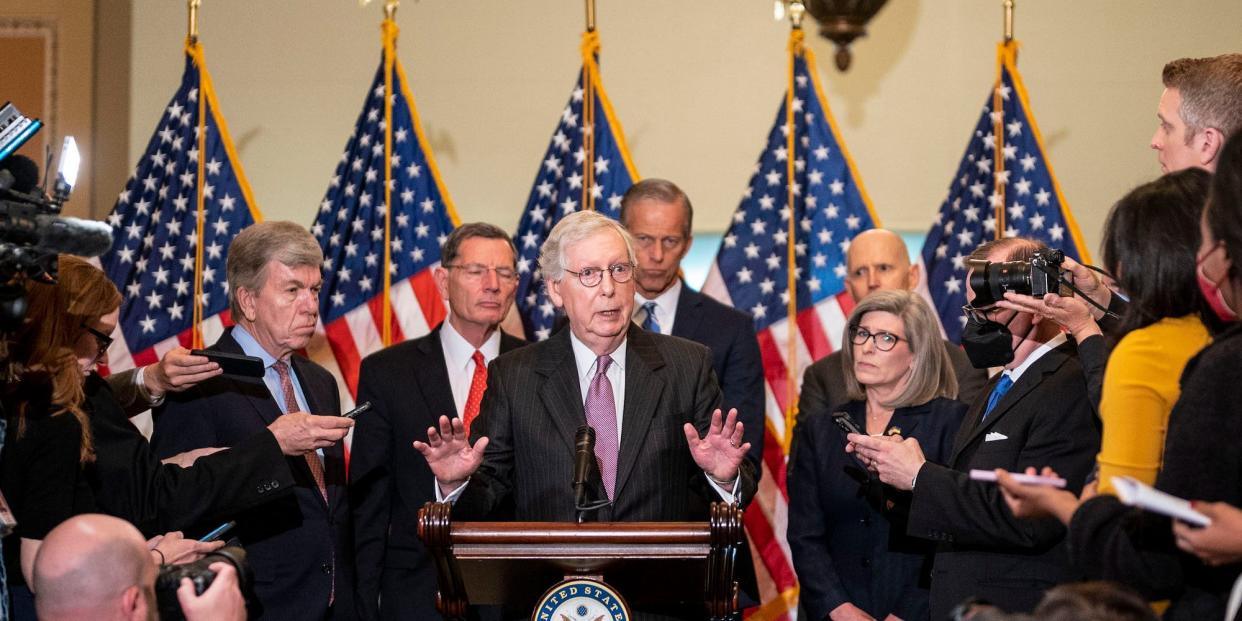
[462,350,487,434]
[272,360,328,503]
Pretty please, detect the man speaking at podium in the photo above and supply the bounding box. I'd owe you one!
[416,209,757,528]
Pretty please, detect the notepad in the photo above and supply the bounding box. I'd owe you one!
[1111,476,1211,527]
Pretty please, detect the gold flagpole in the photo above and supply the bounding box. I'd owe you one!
[380,0,398,347]
[1004,0,1015,43]
[784,1,805,450]
[581,0,597,211]
[190,0,207,349]
[992,0,1014,239]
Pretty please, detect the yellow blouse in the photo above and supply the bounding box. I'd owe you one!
[1097,315,1212,495]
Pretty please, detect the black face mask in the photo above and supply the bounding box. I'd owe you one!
[960,311,1019,369]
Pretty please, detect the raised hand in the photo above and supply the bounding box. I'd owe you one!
[995,466,1080,525]
[145,347,222,396]
[413,415,489,496]
[683,408,749,484]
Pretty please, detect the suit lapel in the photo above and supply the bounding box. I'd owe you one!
[535,330,585,456]
[214,331,284,428]
[416,326,459,419]
[614,325,666,501]
[670,283,703,340]
[950,344,1073,464]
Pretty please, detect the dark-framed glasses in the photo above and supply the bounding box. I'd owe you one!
[444,263,519,283]
[81,323,114,360]
[961,303,1001,324]
[564,263,634,287]
[848,325,905,351]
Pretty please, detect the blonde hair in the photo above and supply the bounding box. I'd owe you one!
[840,289,957,408]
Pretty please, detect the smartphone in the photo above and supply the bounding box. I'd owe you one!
[831,411,864,437]
[198,520,236,543]
[190,349,264,378]
[343,401,372,420]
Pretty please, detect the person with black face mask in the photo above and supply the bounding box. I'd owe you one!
[848,236,1101,620]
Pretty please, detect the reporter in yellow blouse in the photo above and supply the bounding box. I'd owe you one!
[1000,168,1220,494]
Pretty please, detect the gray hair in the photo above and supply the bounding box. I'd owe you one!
[227,221,323,318]
[538,210,637,282]
[440,222,517,267]
[840,289,958,407]
[619,178,694,238]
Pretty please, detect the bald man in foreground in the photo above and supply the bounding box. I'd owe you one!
[33,514,244,621]
[796,229,988,434]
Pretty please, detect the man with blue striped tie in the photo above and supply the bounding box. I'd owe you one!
[849,236,1101,619]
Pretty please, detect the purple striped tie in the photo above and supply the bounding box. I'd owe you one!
[585,355,619,499]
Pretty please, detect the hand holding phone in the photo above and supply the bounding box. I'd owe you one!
[190,349,264,378]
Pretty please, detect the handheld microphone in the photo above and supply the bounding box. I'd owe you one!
[573,425,596,511]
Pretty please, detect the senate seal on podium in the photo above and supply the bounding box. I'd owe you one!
[532,578,631,621]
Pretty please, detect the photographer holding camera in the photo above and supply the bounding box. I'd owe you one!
[32,513,244,621]
[848,237,1101,619]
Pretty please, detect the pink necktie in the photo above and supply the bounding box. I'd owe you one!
[585,355,619,499]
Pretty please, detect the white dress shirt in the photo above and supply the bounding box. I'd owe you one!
[1000,332,1068,385]
[438,320,503,418]
[633,279,682,335]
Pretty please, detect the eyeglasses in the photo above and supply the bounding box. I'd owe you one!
[961,304,1003,324]
[444,263,519,283]
[563,263,635,288]
[81,323,114,361]
[848,326,905,352]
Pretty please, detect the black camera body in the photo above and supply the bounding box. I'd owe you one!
[155,545,255,621]
[968,248,1065,307]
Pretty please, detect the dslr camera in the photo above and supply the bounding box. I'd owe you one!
[155,545,256,621]
[967,248,1065,307]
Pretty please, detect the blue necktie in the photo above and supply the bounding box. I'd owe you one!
[982,374,1014,421]
[641,301,661,333]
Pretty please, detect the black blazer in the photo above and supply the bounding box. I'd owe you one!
[1067,323,1242,620]
[151,329,356,621]
[788,397,966,621]
[86,373,294,537]
[907,341,1100,619]
[454,323,758,522]
[669,284,766,474]
[350,324,524,621]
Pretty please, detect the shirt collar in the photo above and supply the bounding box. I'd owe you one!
[1004,331,1067,383]
[568,329,627,382]
[634,279,682,320]
[439,320,502,372]
[231,323,281,369]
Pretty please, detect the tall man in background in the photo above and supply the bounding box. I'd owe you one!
[798,228,988,426]
[1151,53,1242,172]
[351,223,524,620]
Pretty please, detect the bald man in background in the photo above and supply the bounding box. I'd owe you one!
[33,514,244,621]
[796,229,987,434]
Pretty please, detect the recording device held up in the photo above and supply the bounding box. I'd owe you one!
[155,544,256,621]
[0,102,114,330]
[967,248,1065,308]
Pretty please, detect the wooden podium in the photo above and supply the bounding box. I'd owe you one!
[417,501,745,620]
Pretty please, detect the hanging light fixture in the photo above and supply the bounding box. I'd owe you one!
[802,0,888,71]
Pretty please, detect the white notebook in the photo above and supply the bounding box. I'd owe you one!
[1110,476,1211,527]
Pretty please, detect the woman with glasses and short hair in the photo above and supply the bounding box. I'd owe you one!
[789,289,966,621]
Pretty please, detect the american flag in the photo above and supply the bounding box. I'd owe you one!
[306,20,457,407]
[512,30,638,341]
[919,41,1090,343]
[100,41,260,374]
[701,30,878,621]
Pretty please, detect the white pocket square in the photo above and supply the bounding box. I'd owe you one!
[985,432,1008,442]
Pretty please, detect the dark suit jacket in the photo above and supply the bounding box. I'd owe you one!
[788,397,967,621]
[669,284,766,476]
[797,339,987,432]
[86,373,294,537]
[151,329,356,621]
[350,325,524,621]
[454,323,757,522]
[906,341,1100,619]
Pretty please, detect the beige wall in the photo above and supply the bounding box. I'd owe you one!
[114,1,1242,259]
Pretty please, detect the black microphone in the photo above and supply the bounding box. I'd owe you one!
[573,425,596,512]
[0,199,114,258]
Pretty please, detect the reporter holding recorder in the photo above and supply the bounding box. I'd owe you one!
[789,290,965,621]
[997,130,1242,621]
